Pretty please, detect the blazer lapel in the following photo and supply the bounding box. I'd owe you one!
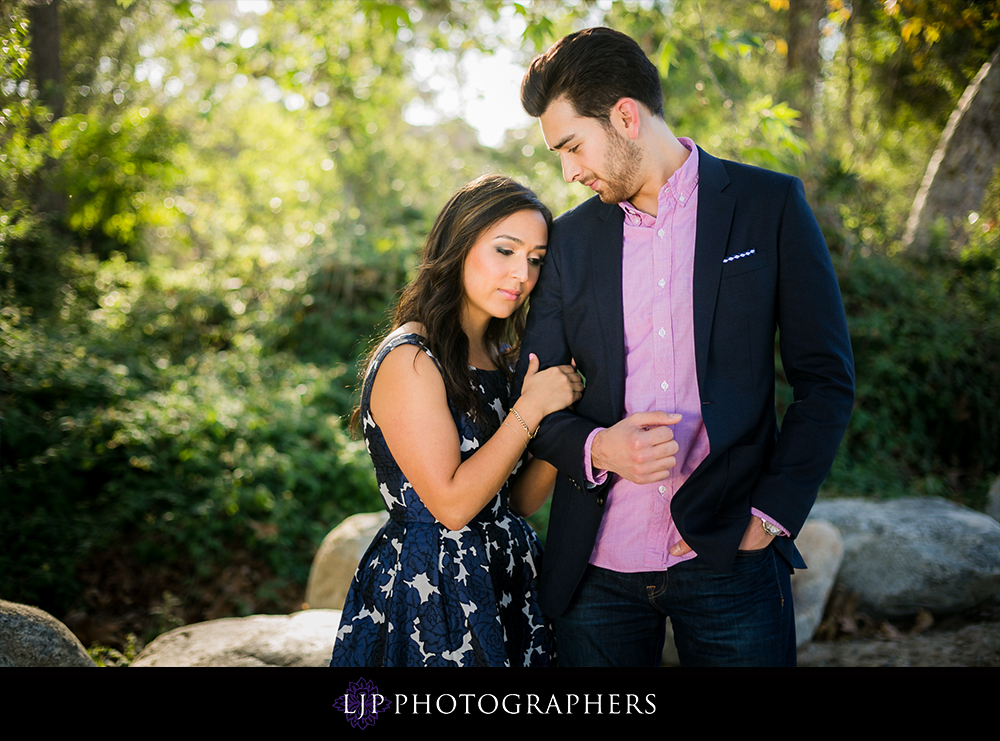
[693,148,736,390]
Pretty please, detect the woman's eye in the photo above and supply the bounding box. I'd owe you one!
[529,257,545,267]
[496,247,514,256]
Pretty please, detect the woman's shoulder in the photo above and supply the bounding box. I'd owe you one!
[368,323,440,386]
[369,322,429,362]
[391,321,428,343]
[367,324,448,423]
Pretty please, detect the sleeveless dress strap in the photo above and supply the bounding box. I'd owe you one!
[361,333,439,409]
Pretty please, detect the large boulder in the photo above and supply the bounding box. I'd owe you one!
[306,511,388,610]
[986,474,1000,525]
[131,609,343,667]
[791,518,844,644]
[0,600,95,667]
[810,497,1000,618]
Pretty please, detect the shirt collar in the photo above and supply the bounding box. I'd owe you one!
[619,137,699,227]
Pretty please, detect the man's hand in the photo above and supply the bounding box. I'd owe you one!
[669,517,776,557]
[738,518,777,551]
[591,411,681,484]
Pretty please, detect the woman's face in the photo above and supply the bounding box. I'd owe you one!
[461,209,548,331]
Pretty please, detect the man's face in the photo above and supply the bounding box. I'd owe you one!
[539,96,644,205]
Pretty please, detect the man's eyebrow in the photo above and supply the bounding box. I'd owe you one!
[549,134,576,151]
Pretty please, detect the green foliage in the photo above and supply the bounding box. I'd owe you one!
[52,108,182,248]
[1,249,381,612]
[87,632,139,667]
[820,246,1000,502]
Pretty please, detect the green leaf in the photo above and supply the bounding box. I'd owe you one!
[172,0,194,19]
[658,39,676,78]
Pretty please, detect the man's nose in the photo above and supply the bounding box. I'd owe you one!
[560,155,581,183]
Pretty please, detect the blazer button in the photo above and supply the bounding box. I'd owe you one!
[596,494,606,506]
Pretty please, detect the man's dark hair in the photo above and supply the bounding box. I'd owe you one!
[521,27,664,121]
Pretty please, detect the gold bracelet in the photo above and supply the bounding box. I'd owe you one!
[509,407,536,440]
[502,420,529,447]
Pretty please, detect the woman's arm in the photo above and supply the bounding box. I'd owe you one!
[509,456,557,518]
[371,345,580,531]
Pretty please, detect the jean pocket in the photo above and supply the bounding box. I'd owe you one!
[736,544,772,557]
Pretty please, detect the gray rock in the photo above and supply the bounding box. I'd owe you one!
[810,497,1000,618]
[986,474,1000,525]
[131,609,343,667]
[0,600,95,667]
[306,511,388,610]
[988,476,1000,604]
[661,619,678,667]
[791,519,844,645]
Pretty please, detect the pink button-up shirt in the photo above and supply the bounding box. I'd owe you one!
[584,139,781,572]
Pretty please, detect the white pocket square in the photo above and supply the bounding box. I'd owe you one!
[722,249,756,264]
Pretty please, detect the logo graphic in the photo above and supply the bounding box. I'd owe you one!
[334,677,392,729]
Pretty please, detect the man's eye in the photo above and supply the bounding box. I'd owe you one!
[569,146,579,154]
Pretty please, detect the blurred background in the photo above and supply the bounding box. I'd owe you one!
[2,0,997,656]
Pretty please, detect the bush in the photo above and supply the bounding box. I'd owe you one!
[817,245,1000,504]
[0,247,383,617]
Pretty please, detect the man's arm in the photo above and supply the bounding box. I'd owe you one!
[513,219,682,490]
[512,233,600,488]
[753,176,855,536]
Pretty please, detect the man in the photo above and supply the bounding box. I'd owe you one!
[513,27,855,666]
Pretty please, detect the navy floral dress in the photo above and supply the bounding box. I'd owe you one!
[330,333,555,667]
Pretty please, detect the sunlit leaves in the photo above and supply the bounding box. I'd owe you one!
[657,37,677,77]
[52,109,182,245]
[359,0,413,32]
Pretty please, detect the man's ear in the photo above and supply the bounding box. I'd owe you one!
[611,98,642,140]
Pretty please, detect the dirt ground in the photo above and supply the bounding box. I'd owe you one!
[796,601,1000,667]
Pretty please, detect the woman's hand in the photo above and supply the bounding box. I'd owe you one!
[517,353,583,419]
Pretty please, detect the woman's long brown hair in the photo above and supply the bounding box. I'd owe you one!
[352,174,552,431]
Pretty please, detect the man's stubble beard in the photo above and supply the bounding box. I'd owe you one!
[596,127,644,205]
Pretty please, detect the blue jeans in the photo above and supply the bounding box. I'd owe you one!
[554,546,796,666]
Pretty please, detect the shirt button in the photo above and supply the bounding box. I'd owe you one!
[657,229,664,237]
[658,327,666,338]
[678,195,685,203]
[658,485,666,494]
[660,381,669,390]
[658,278,665,288]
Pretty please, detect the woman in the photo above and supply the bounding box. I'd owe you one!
[330,174,581,667]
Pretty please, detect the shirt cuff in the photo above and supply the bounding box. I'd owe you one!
[583,427,608,487]
[751,508,789,537]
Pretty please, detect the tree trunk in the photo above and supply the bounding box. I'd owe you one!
[786,0,824,136]
[27,0,62,119]
[903,45,1000,256]
[26,0,65,217]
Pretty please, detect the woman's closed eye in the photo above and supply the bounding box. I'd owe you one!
[528,256,545,267]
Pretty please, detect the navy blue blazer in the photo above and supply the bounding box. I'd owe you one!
[514,148,855,618]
